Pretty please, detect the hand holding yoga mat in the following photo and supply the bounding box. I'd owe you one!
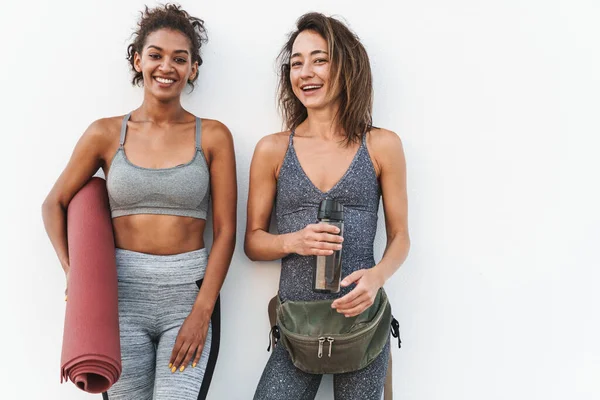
[60,177,121,393]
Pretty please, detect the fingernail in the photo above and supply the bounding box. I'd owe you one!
[180,366,185,372]
[171,366,176,373]
[168,363,172,368]
[192,363,197,368]
[341,280,348,285]
[64,295,68,301]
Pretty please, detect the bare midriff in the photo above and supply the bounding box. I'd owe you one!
[112,214,206,255]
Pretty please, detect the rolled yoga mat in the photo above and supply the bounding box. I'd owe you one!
[60,177,121,393]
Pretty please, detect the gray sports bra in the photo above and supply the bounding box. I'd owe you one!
[106,113,210,219]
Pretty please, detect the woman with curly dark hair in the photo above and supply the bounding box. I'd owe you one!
[245,12,409,399]
[42,4,236,399]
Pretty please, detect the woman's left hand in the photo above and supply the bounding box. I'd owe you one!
[331,268,385,317]
[169,308,211,372]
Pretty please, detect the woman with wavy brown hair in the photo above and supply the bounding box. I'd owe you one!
[245,12,409,400]
[42,4,236,399]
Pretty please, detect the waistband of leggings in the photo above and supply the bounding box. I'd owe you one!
[115,247,207,284]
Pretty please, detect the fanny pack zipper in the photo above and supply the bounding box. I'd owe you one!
[317,337,336,358]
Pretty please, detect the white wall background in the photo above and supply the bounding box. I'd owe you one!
[1,0,599,399]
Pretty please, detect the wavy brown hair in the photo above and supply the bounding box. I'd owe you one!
[126,3,208,90]
[277,12,373,145]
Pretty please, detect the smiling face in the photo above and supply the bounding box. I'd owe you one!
[134,28,198,102]
[289,30,339,111]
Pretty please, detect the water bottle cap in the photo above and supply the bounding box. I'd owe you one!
[317,199,344,221]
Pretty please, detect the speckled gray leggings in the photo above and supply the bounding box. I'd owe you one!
[253,338,390,400]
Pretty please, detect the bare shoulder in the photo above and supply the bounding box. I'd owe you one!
[365,128,405,174]
[251,131,291,178]
[366,127,403,153]
[78,116,123,160]
[200,118,233,144]
[87,115,122,135]
[254,131,290,159]
[83,116,121,141]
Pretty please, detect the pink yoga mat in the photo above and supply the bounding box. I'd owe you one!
[60,177,121,393]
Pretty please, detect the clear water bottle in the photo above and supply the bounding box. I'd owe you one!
[313,199,344,293]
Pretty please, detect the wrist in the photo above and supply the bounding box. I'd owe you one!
[61,260,70,275]
[190,303,213,319]
[281,232,295,255]
[371,265,387,287]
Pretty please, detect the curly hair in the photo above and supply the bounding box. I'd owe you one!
[277,13,373,145]
[126,3,208,89]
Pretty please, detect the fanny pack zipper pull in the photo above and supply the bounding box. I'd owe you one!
[327,337,334,357]
[318,337,325,358]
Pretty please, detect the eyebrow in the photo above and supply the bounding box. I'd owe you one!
[290,50,328,59]
[147,45,189,55]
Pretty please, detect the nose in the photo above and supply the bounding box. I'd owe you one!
[158,58,174,73]
[299,62,314,79]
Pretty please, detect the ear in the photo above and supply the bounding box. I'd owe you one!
[133,51,142,73]
[189,61,199,81]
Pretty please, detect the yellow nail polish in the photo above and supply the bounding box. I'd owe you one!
[180,366,185,372]
[192,363,197,368]
[171,366,176,373]
[168,363,172,368]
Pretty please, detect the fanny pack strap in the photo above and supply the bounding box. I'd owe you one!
[267,295,279,351]
[385,351,393,400]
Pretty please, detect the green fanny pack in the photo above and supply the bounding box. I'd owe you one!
[268,288,401,374]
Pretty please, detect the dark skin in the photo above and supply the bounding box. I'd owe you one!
[42,28,237,373]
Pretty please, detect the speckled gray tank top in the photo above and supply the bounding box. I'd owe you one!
[276,131,381,302]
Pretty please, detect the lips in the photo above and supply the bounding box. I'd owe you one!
[301,84,323,92]
[154,76,176,85]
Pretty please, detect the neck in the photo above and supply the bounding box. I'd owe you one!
[136,94,186,124]
[303,103,344,140]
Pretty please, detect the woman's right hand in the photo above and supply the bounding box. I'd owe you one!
[285,223,343,256]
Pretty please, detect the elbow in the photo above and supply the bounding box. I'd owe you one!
[401,233,411,259]
[41,195,61,220]
[244,241,256,262]
[243,233,259,262]
[214,226,236,248]
[41,199,50,219]
[388,230,410,252]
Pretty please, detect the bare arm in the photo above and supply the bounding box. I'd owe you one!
[192,120,237,315]
[370,130,410,282]
[244,135,288,261]
[41,119,114,276]
[332,129,410,316]
[170,120,238,372]
[243,134,343,262]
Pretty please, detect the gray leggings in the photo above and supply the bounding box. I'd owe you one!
[103,248,220,400]
[253,338,390,400]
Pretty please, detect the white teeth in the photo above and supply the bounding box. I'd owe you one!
[155,77,175,84]
[302,85,322,90]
